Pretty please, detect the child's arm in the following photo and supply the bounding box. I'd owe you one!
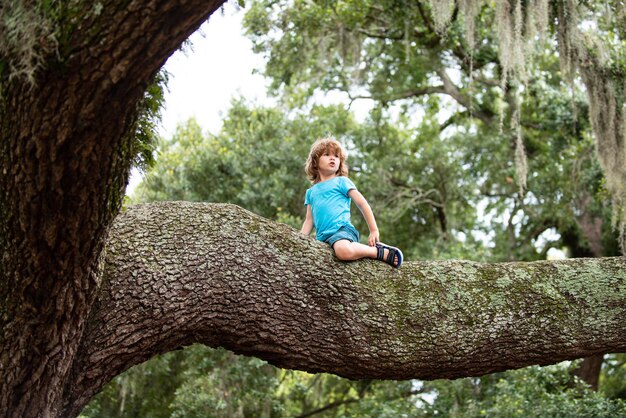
[348,189,380,246]
[300,205,314,235]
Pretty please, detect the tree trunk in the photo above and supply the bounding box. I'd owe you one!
[0,2,225,417]
[60,201,626,416]
[570,192,610,390]
[573,354,604,391]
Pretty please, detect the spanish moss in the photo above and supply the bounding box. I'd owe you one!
[429,0,456,34]
[0,1,58,89]
[428,0,626,251]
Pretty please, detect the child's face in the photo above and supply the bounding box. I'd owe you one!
[318,149,341,176]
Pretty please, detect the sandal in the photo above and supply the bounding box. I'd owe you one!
[375,242,403,268]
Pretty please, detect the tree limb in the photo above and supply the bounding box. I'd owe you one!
[64,201,626,415]
[296,398,360,418]
[436,68,496,125]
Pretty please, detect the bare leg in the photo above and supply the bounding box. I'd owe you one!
[332,240,399,266]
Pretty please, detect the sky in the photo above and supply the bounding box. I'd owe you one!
[158,3,270,137]
[127,2,268,193]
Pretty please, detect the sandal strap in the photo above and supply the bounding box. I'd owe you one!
[376,242,402,268]
[376,243,385,260]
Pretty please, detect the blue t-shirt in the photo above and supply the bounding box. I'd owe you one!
[304,176,357,242]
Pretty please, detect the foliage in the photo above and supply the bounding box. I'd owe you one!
[84,348,626,417]
[131,69,169,171]
[242,0,624,259]
[133,98,358,228]
[601,354,626,401]
[423,363,626,417]
[81,350,187,418]
[168,347,281,418]
[81,346,282,418]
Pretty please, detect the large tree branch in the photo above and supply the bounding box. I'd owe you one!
[436,68,496,125]
[65,201,626,415]
[346,69,496,126]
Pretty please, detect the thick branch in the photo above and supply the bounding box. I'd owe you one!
[436,68,496,124]
[67,201,626,415]
[347,70,496,126]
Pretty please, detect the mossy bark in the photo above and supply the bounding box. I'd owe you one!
[62,201,626,415]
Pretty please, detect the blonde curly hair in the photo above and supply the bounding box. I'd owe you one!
[304,137,349,184]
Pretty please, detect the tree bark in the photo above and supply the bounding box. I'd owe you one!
[0,2,225,417]
[60,201,626,416]
[572,354,604,391]
[570,191,610,390]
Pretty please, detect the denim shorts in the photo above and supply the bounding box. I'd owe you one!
[324,224,360,247]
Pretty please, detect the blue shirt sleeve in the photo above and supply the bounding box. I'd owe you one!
[339,177,357,196]
[304,188,311,205]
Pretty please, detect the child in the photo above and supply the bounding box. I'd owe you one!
[300,137,403,268]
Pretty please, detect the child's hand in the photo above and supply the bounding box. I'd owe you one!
[368,230,380,246]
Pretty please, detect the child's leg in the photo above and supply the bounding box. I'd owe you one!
[332,239,377,260]
[332,240,400,266]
